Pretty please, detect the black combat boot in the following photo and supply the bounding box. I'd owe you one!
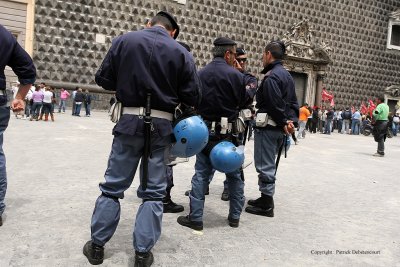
[0,215,3,226]
[245,194,274,217]
[163,199,184,213]
[227,216,239,228]
[83,240,104,265]
[177,215,203,231]
[134,251,154,267]
[221,188,229,201]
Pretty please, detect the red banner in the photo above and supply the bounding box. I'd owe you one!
[322,88,334,101]
[368,99,376,117]
[360,102,368,115]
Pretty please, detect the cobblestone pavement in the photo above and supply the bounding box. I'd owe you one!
[0,111,399,267]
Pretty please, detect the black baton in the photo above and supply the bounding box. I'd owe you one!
[142,93,152,190]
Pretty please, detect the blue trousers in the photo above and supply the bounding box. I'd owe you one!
[254,127,284,197]
[189,152,244,222]
[90,133,170,252]
[0,106,10,216]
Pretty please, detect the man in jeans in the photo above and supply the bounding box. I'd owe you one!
[372,96,389,157]
[297,103,310,139]
[351,109,362,135]
[341,107,352,134]
[58,88,70,113]
[0,24,36,226]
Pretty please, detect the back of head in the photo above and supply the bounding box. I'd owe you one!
[265,41,286,60]
[212,37,236,58]
[150,15,173,31]
[149,11,180,39]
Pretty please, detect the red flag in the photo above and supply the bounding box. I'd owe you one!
[322,89,333,101]
[330,98,335,107]
[368,99,376,117]
[360,102,368,115]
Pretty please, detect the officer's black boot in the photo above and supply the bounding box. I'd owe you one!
[83,240,104,265]
[245,194,274,217]
[227,216,239,228]
[0,215,3,226]
[163,198,184,213]
[177,215,203,231]
[134,251,154,267]
[247,193,265,208]
[221,188,229,201]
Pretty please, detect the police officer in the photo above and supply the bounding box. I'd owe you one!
[245,41,299,217]
[221,47,257,201]
[177,37,249,230]
[82,11,201,266]
[0,25,36,227]
[163,41,192,214]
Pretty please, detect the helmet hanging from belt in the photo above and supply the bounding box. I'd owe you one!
[171,115,209,157]
[210,141,245,173]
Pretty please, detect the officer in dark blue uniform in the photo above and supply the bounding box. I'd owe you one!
[177,37,249,230]
[0,24,36,227]
[163,41,192,214]
[221,47,258,201]
[82,12,201,267]
[245,41,299,217]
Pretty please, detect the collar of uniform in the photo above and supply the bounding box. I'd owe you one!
[260,60,282,74]
[212,57,228,64]
[149,25,171,37]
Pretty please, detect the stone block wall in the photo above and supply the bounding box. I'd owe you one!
[33,0,400,108]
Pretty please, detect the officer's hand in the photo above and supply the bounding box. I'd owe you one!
[234,59,243,72]
[284,121,295,135]
[11,99,25,112]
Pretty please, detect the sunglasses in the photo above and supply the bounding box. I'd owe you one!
[236,58,247,62]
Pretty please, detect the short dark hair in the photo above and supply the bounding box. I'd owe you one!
[212,45,235,58]
[150,15,173,31]
[377,96,385,103]
[265,41,286,60]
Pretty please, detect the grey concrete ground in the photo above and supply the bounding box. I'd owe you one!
[0,111,399,267]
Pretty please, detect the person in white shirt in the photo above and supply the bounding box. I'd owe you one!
[42,86,55,121]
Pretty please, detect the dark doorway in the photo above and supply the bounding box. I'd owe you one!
[387,99,398,113]
[290,72,307,105]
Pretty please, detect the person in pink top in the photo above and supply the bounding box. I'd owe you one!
[58,88,70,113]
[30,86,44,121]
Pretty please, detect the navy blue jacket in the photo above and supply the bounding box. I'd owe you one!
[256,60,299,127]
[197,57,247,122]
[0,25,36,89]
[95,26,201,137]
[243,71,258,106]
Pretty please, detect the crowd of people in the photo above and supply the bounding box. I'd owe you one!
[11,82,93,120]
[296,104,399,138]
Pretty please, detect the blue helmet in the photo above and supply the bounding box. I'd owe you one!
[171,116,209,158]
[210,141,245,173]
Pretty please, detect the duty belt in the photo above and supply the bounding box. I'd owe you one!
[204,119,239,135]
[122,107,173,121]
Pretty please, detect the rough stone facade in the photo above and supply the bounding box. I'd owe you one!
[33,0,400,108]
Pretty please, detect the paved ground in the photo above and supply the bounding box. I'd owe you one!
[0,111,399,267]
